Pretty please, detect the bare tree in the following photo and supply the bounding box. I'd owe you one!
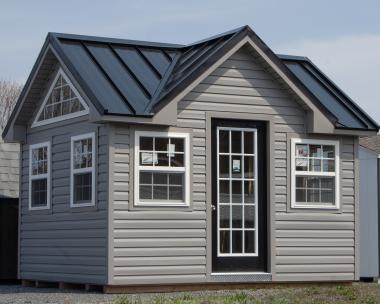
[0,80,23,129]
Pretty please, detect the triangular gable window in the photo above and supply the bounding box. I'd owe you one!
[32,69,89,127]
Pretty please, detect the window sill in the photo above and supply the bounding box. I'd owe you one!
[29,206,50,211]
[70,203,96,208]
[135,201,189,207]
[289,203,341,213]
[69,202,98,213]
[130,202,193,212]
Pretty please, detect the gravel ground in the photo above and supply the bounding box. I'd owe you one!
[0,282,379,304]
[0,285,117,304]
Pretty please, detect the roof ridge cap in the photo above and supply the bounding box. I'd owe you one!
[49,32,184,49]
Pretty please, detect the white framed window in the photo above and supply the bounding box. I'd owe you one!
[134,131,190,207]
[32,68,89,128]
[29,142,51,210]
[291,138,340,209]
[70,133,96,207]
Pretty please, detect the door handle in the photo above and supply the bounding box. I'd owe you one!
[211,204,216,211]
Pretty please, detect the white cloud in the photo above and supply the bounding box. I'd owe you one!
[275,34,380,125]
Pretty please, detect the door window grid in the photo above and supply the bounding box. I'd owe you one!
[217,127,258,257]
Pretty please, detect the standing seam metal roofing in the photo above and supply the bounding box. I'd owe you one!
[4,25,378,139]
[49,27,243,116]
[279,54,379,130]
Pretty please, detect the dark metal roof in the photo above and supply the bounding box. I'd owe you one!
[48,27,245,116]
[279,54,379,131]
[4,25,378,139]
[50,33,182,116]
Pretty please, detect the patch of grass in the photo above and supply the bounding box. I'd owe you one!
[113,296,131,304]
[363,294,377,304]
[270,298,290,304]
[112,283,380,304]
[334,285,357,300]
[222,292,249,304]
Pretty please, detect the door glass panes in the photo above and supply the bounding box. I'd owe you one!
[217,128,257,256]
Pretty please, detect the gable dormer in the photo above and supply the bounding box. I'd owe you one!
[32,68,89,128]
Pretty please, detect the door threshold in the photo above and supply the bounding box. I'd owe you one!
[210,272,272,282]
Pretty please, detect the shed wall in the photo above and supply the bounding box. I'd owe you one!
[359,146,379,278]
[109,47,357,284]
[19,118,108,284]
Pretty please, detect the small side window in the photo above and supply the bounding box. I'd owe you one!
[291,138,340,209]
[70,133,95,207]
[29,142,50,210]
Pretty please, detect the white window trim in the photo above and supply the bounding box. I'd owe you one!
[291,138,340,210]
[70,132,96,208]
[134,131,190,207]
[31,68,89,128]
[29,141,51,210]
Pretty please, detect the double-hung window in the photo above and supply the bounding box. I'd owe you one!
[70,133,95,207]
[134,131,190,207]
[29,142,50,210]
[291,138,340,209]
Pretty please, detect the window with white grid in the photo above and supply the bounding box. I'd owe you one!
[70,133,95,207]
[134,131,190,207]
[29,142,50,210]
[291,138,340,209]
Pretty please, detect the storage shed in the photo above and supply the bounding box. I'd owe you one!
[2,25,379,291]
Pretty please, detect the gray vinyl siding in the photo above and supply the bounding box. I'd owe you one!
[359,146,379,278]
[0,138,19,198]
[108,126,206,285]
[19,118,108,284]
[109,47,357,284]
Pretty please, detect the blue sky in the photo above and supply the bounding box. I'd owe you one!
[1,0,379,123]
